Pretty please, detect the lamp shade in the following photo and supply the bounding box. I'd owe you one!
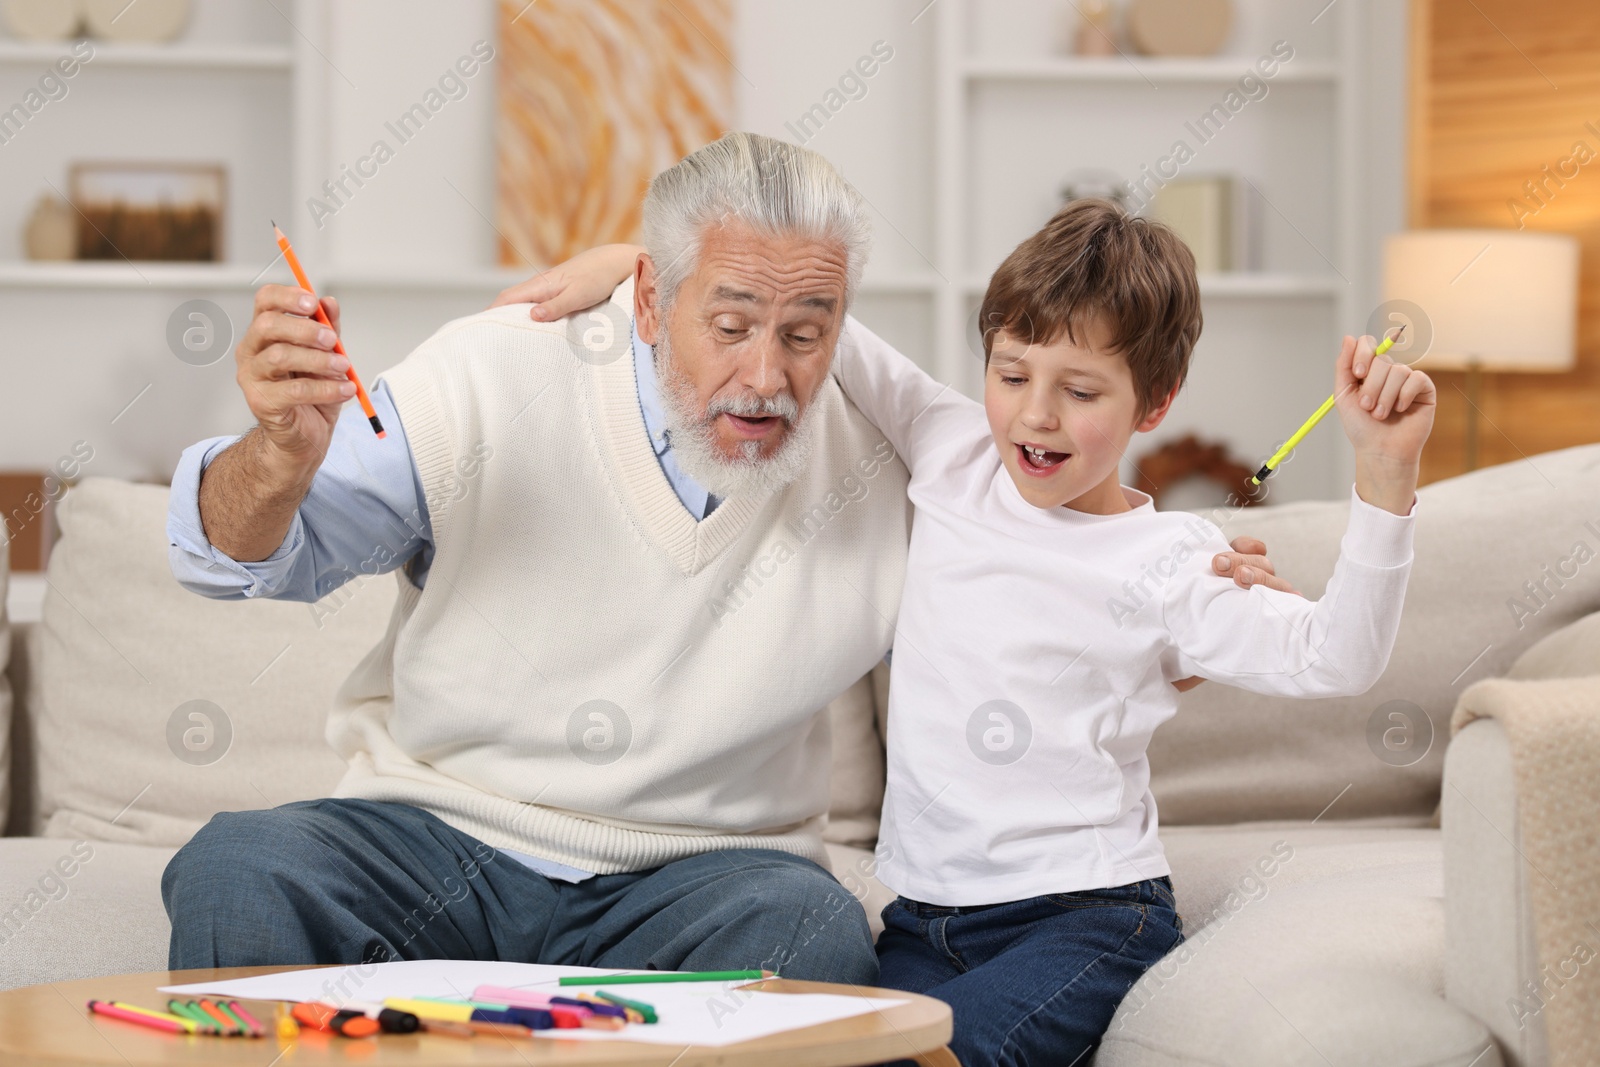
[1381,229,1579,372]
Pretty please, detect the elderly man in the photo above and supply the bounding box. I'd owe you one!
[163,132,1285,980]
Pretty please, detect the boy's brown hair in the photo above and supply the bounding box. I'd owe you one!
[978,198,1202,421]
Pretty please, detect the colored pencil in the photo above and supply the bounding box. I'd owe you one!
[1252,325,1406,485]
[271,221,385,439]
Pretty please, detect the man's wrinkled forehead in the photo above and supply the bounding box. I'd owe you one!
[708,282,838,315]
[689,225,848,316]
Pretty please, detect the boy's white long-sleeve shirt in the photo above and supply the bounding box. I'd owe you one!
[832,316,1417,906]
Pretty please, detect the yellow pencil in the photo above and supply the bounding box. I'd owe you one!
[1250,325,1405,486]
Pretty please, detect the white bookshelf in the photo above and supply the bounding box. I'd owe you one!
[961,56,1341,84]
[0,0,1397,503]
[0,40,292,69]
[925,0,1370,499]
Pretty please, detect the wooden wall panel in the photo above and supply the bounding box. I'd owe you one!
[1412,0,1600,483]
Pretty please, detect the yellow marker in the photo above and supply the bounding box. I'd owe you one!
[382,998,480,1022]
[1251,326,1405,486]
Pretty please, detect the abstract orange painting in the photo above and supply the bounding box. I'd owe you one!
[496,0,735,267]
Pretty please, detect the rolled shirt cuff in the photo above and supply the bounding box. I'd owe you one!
[1340,482,1416,570]
[166,435,304,598]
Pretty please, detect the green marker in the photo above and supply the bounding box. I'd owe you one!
[558,969,772,986]
[165,999,220,1034]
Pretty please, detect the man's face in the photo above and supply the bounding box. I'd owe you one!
[983,317,1172,515]
[636,222,848,465]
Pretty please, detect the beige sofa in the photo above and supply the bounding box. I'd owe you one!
[2,444,1597,1066]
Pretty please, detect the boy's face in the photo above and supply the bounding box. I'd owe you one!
[983,317,1173,514]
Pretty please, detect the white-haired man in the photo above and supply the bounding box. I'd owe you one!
[163,132,1286,979]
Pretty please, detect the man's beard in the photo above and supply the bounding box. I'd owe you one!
[654,330,820,500]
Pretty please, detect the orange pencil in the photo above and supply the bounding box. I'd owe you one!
[271,221,386,439]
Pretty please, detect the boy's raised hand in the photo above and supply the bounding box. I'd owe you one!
[1334,333,1436,515]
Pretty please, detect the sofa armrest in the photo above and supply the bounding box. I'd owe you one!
[1443,717,1547,1067]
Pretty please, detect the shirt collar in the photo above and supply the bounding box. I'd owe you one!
[632,321,717,520]
[633,321,672,458]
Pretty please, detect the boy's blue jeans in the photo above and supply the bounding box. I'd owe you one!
[876,877,1184,1067]
[161,797,878,984]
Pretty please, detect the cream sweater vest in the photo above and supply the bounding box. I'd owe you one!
[326,280,910,873]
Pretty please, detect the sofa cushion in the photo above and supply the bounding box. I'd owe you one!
[1506,608,1600,681]
[29,477,400,844]
[1158,821,1441,935]
[1098,824,1501,1066]
[0,837,175,991]
[1151,443,1600,826]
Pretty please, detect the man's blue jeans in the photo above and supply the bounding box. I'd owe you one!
[876,877,1184,1067]
[161,798,878,984]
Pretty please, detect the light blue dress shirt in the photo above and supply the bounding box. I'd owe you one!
[165,318,715,882]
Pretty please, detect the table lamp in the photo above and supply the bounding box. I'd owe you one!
[1381,229,1579,470]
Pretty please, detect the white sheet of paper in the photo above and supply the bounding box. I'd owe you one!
[160,959,907,1047]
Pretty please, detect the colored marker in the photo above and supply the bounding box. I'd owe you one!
[291,1001,380,1037]
[473,985,628,1018]
[197,997,244,1035]
[164,999,221,1034]
[558,969,771,986]
[226,999,266,1037]
[382,997,553,1029]
[593,990,658,1023]
[1252,325,1406,485]
[326,999,421,1034]
[87,1000,193,1034]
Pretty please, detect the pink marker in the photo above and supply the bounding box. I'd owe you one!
[474,985,571,1011]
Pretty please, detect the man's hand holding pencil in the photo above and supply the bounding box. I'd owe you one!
[235,282,353,468]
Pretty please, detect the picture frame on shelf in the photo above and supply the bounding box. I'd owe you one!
[68,161,225,262]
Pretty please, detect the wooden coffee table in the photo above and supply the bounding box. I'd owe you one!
[0,966,956,1066]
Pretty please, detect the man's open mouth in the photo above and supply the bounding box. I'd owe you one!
[1016,443,1070,476]
[724,413,783,439]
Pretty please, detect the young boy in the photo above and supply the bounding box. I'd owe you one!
[515,198,1433,1065]
[828,199,1433,1066]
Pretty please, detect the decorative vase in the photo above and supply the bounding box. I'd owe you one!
[82,0,190,41]
[1,0,82,41]
[24,194,77,261]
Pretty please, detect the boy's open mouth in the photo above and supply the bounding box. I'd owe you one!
[1016,443,1069,476]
